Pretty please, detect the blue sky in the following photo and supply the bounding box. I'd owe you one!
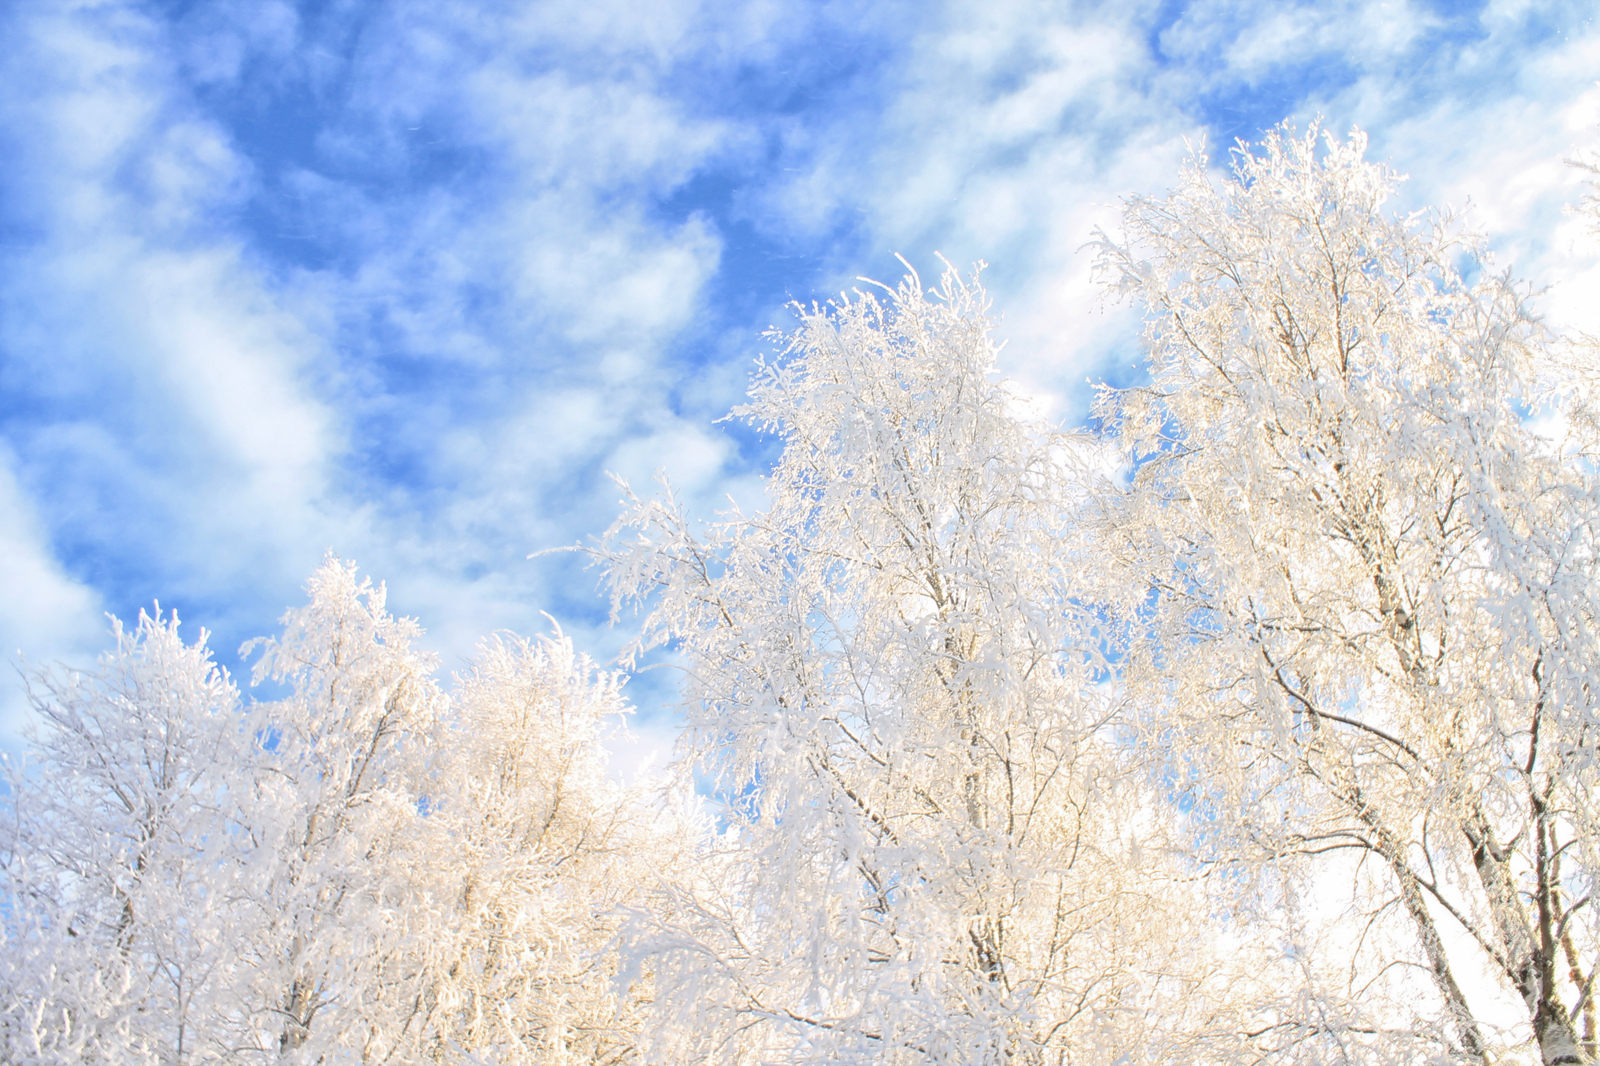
[3,0,1598,768]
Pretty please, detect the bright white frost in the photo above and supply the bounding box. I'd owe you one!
[0,557,674,1065]
[597,265,1233,1065]
[239,559,451,1059]
[428,626,685,1064]
[1,610,249,1064]
[1092,125,1600,1065]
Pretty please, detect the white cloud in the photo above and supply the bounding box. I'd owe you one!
[0,2,339,589]
[1157,0,1438,82]
[0,0,751,687]
[0,446,103,743]
[6,0,1600,779]
[747,1,1193,422]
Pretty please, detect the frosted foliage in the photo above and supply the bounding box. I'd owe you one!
[0,610,248,1064]
[420,628,680,1064]
[598,266,1226,1065]
[1093,125,1600,1065]
[1,558,671,1064]
[236,557,451,1061]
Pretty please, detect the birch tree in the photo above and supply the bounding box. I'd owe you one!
[597,265,1215,1065]
[0,609,251,1064]
[413,625,679,1064]
[0,557,675,1065]
[1093,125,1600,1065]
[233,556,451,1062]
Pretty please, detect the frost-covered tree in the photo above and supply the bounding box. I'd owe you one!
[1,557,672,1065]
[597,265,1215,1065]
[0,609,251,1065]
[1093,125,1600,1065]
[416,627,680,1064]
[237,566,682,1064]
[233,557,452,1061]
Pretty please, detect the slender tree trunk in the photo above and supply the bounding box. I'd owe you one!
[280,976,312,1054]
[1346,787,1492,1065]
[1463,804,1590,1065]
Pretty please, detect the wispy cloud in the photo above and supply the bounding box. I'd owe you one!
[3,0,1598,776]
[0,444,103,737]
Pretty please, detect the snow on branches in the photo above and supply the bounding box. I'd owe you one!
[0,558,674,1065]
[595,264,1221,1065]
[1093,123,1600,1066]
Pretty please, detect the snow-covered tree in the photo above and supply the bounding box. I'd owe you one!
[417,626,680,1064]
[231,556,450,1061]
[0,609,251,1064]
[597,264,1214,1065]
[1093,125,1600,1065]
[1,557,674,1065]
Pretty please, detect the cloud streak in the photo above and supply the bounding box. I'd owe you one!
[2,0,1597,774]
